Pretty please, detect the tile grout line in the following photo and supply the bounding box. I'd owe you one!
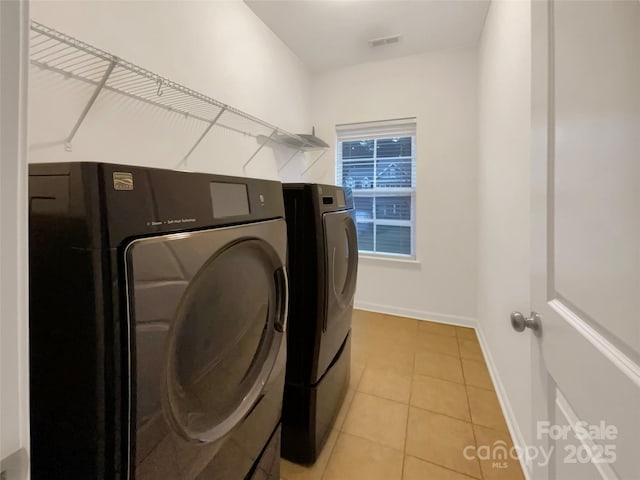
[335,430,404,454]
[457,327,483,480]
[460,358,498,392]
[318,428,341,480]
[417,346,465,360]
[400,321,418,480]
[408,402,511,435]
[404,454,480,480]
[352,389,409,408]
[407,402,473,426]
[411,369,475,388]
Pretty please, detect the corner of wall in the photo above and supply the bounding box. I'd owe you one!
[475,0,533,475]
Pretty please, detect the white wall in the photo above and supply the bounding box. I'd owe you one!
[310,49,478,324]
[29,0,312,180]
[311,50,477,324]
[476,0,532,463]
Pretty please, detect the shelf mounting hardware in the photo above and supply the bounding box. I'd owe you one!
[277,149,301,173]
[243,129,277,173]
[65,59,117,152]
[176,107,227,169]
[301,150,327,176]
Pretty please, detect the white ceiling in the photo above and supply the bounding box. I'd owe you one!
[244,0,490,73]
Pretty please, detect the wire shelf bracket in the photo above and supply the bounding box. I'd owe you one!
[64,59,116,151]
[301,150,327,176]
[243,129,277,173]
[277,149,301,173]
[176,107,227,169]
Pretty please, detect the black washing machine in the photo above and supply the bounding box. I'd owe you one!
[29,162,288,480]
[280,183,358,464]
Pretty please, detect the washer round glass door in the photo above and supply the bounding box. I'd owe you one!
[126,221,287,469]
[324,210,358,310]
[165,238,286,442]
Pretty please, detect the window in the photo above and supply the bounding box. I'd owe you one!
[336,118,416,258]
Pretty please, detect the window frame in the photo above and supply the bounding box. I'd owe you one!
[335,120,417,259]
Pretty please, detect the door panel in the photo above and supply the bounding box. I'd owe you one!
[553,0,640,355]
[531,1,640,479]
[125,219,287,479]
[552,397,610,480]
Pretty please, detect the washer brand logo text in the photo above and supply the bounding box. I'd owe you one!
[113,172,134,191]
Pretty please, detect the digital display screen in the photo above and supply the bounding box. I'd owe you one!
[210,182,250,218]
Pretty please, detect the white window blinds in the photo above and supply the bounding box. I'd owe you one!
[336,118,417,258]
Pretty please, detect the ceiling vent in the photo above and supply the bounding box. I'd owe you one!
[368,34,402,48]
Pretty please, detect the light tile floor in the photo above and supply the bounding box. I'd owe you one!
[280,310,525,480]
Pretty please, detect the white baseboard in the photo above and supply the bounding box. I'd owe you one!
[475,326,532,480]
[353,301,477,328]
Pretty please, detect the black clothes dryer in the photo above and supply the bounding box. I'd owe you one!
[29,162,288,480]
[280,183,358,464]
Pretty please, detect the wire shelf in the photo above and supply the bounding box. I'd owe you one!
[29,21,327,171]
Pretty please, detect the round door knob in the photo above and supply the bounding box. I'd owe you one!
[511,311,541,332]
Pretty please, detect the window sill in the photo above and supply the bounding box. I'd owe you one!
[358,254,421,265]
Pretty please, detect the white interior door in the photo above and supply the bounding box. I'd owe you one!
[530,1,640,479]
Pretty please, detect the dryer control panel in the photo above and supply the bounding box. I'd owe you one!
[313,184,353,214]
[28,162,286,248]
[283,183,354,215]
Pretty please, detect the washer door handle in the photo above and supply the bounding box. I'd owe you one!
[274,266,288,333]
